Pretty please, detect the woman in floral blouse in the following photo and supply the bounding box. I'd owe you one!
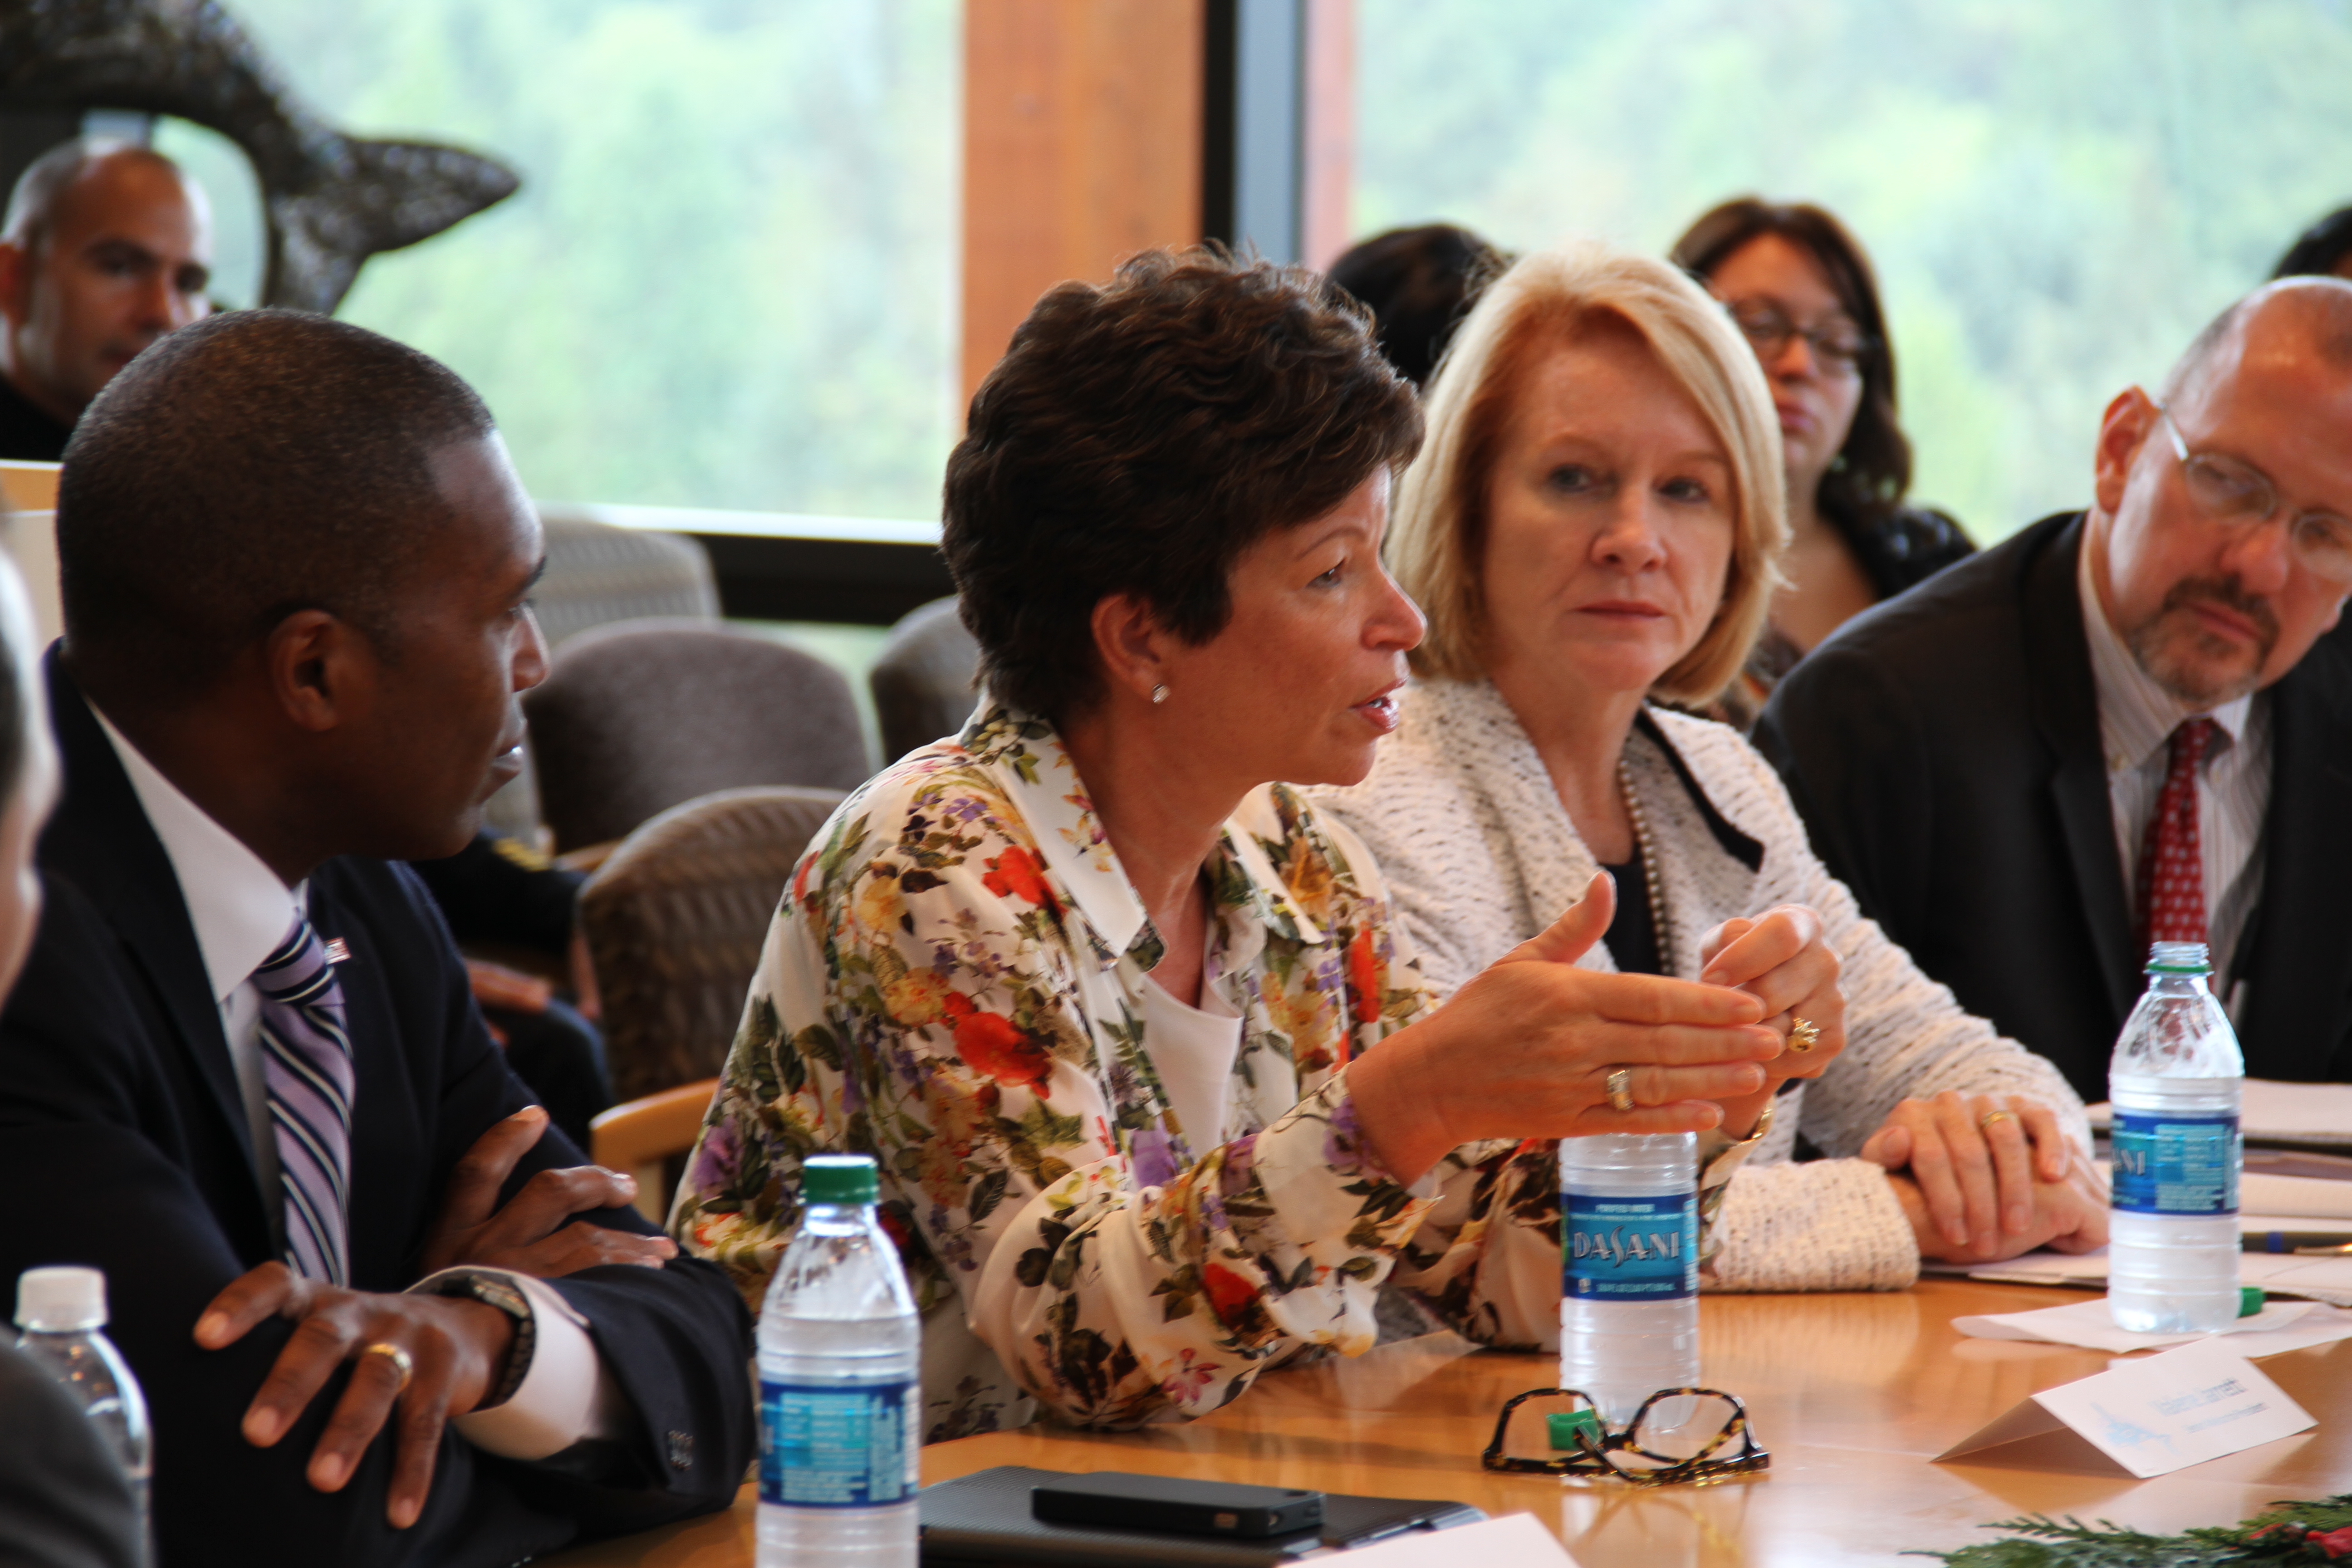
[671,250,1785,1441]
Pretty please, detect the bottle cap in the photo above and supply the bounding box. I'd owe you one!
[2241,1285,2266,1318]
[2146,941,2212,975]
[802,1154,879,1206]
[15,1266,107,1331]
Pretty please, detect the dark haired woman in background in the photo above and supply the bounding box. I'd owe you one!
[1670,199,1971,729]
[1326,223,1505,387]
[2274,205,2352,281]
[671,249,1781,1439]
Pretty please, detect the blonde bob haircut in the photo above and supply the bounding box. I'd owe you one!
[1388,239,1789,704]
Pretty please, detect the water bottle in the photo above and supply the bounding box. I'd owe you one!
[2107,941,2244,1333]
[756,1154,920,1568]
[15,1266,151,1563]
[1559,1133,1699,1427]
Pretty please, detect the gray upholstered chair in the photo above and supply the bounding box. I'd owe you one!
[523,619,869,852]
[481,510,721,842]
[869,595,980,764]
[531,508,720,648]
[580,786,846,1101]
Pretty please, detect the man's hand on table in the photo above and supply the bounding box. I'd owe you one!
[1862,1090,2108,1262]
[421,1104,676,1277]
[194,1263,514,1529]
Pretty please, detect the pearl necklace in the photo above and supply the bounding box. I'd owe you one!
[1617,758,1673,965]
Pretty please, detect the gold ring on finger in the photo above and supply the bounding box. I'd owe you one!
[363,1341,414,1395]
[1606,1068,1637,1113]
[1788,1016,1820,1054]
[1978,1109,2019,1134]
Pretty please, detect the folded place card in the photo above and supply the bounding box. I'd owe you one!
[1950,1297,2350,1355]
[1328,1512,1578,1566]
[1936,1340,2314,1479]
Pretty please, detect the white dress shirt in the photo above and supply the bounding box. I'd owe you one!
[91,703,620,1460]
[2075,544,2271,1004]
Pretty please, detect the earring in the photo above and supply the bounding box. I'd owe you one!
[1150,683,1168,705]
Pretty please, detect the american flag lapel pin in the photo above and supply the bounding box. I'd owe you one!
[322,937,352,965]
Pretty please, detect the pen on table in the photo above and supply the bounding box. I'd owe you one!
[2242,1230,2352,1254]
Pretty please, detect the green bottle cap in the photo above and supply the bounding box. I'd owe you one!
[1547,1407,1604,1451]
[802,1154,879,1205]
[2241,1285,2266,1318]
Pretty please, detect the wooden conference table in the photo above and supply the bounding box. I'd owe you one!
[545,1278,2352,1567]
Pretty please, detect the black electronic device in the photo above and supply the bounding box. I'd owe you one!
[918,1464,1484,1565]
[1032,1472,1325,1538]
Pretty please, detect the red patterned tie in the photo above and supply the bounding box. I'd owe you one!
[2134,718,2217,952]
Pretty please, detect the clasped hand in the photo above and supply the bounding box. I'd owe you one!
[1862,1091,2107,1262]
[193,1104,676,1528]
[1350,872,1785,1185]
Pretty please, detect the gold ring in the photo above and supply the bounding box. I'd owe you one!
[362,1341,414,1395]
[1978,1109,2020,1134]
[1606,1068,1637,1113]
[1788,1016,1820,1054]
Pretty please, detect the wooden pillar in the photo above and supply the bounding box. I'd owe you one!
[958,0,1208,417]
[1299,0,1354,270]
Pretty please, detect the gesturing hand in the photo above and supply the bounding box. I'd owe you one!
[420,1105,676,1278]
[1860,1091,2107,1261]
[194,1264,514,1529]
[1698,905,1846,1137]
[1348,872,1781,1185]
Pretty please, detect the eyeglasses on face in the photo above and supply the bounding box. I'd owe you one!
[1482,1386,1769,1486]
[1722,299,1872,378]
[2154,403,2352,584]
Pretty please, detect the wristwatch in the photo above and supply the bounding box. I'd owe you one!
[1694,1095,1775,1270]
[418,1269,538,1409]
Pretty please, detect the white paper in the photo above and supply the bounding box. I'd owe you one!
[1951,1245,2352,1308]
[1950,1297,2352,1355]
[1326,1512,1577,1566]
[2090,1081,2352,1147]
[1937,1341,2314,1477]
[2027,1342,2313,1477]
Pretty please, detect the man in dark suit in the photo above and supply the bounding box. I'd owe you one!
[1759,279,2352,1100]
[0,309,754,1565]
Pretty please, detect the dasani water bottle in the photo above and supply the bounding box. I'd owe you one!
[2107,941,2244,1333]
[1559,1132,1698,1426]
[15,1265,152,1564]
[756,1153,920,1568]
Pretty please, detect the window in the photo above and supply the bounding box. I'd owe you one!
[157,0,960,521]
[1355,0,2352,539]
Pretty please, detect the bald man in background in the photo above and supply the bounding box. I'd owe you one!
[0,137,212,461]
[1759,279,2352,1099]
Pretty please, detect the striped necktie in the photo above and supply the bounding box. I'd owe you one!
[254,917,355,1286]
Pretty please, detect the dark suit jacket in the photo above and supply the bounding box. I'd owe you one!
[0,1344,142,1568]
[0,654,755,1568]
[1756,511,2352,1099]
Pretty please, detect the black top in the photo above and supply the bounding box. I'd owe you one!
[410,829,587,958]
[1828,501,1976,600]
[1599,845,1664,977]
[0,652,755,1567]
[1757,511,2352,1099]
[0,373,71,462]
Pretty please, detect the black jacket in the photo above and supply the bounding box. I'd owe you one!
[0,374,70,462]
[0,654,755,1568]
[1757,511,2352,1100]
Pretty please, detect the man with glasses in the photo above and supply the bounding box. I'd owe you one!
[1757,279,2352,1099]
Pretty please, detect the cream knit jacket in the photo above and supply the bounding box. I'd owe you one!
[1313,677,2089,1305]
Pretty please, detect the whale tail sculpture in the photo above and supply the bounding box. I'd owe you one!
[0,0,521,314]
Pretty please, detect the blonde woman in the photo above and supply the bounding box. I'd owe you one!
[1315,242,2102,1331]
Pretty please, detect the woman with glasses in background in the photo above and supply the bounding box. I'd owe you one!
[1669,199,1972,730]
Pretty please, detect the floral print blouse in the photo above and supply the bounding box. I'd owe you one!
[671,706,1542,1442]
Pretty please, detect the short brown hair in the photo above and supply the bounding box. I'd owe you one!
[1389,241,1786,704]
[1671,197,1911,534]
[943,248,1422,723]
